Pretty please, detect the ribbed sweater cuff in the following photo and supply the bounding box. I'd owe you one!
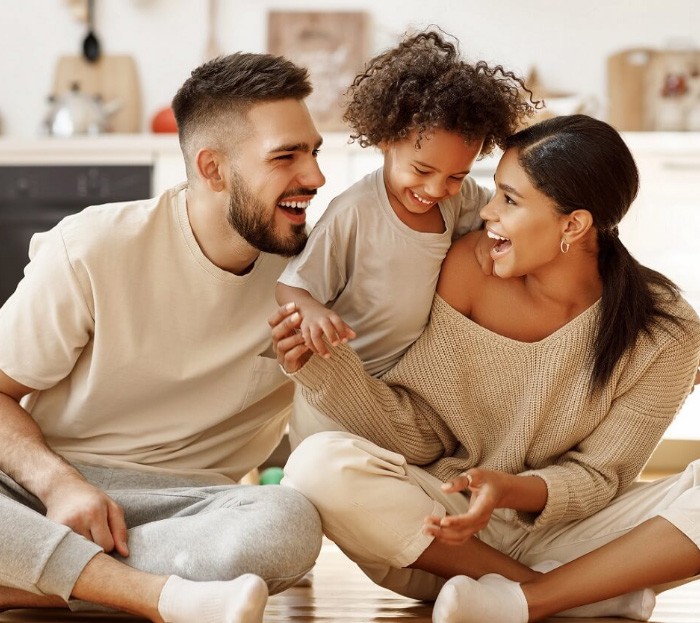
[515,471,568,530]
[37,531,103,600]
[291,344,356,393]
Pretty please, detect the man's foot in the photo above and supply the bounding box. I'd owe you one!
[158,574,268,623]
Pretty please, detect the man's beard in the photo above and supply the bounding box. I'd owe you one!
[226,172,308,257]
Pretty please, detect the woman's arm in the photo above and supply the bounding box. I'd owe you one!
[270,304,458,464]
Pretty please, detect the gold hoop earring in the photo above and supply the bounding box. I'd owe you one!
[560,239,570,254]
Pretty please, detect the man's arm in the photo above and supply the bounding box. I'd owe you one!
[0,369,128,556]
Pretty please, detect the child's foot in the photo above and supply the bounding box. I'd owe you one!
[432,574,528,623]
[158,574,268,623]
[533,560,655,620]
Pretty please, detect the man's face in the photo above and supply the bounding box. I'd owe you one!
[226,99,325,256]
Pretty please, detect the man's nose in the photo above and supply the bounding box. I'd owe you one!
[300,157,326,190]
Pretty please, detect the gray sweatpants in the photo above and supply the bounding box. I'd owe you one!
[0,463,322,604]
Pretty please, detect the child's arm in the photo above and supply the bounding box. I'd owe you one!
[276,282,356,358]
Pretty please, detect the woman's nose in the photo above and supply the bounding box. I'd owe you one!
[480,196,497,221]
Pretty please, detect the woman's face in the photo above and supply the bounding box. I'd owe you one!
[480,147,568,279]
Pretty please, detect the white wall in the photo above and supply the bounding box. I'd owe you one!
[0,0,697,137]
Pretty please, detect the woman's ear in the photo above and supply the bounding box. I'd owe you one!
[195,148,226,192]
[562,209,594,244]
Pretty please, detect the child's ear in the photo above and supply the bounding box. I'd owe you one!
[195,148,226,192]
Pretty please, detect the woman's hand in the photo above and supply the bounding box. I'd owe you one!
[268,303,312,373]
[424,469,548,545]
[423,468,505,545]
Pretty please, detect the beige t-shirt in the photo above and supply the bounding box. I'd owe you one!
[279,168,490,377]
[0,184,292,484]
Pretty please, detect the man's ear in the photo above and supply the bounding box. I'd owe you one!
[195,148,226,192]
[562,209,594,244]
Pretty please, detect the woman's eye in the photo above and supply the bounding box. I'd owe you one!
[414,168,429,175]
[504,194,515,205]
[312,149,320,158]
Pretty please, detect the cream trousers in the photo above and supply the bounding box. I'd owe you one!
[283,430,700,601]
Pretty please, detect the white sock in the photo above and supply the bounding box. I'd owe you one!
[532,560,656,620]
[432,574,528,623]
[157,574,268,623]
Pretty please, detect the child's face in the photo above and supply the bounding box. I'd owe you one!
[381,129,483,217]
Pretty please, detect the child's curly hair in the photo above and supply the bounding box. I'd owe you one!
[344,30,537,156]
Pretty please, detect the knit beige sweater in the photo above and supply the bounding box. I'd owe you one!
[293,294,700,529]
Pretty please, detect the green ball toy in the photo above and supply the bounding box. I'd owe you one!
[259,466,285,485]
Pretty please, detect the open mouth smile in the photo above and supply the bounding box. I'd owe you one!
[278,198,311,224]
[487,229,512,256]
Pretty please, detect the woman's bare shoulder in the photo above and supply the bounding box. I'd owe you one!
[437,230,486,314]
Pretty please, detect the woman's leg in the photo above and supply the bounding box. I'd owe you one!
[524,516,700,621]
[434,461,700,623]
[284,432,548,600]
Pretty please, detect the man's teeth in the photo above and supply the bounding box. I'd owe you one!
[279,200,310,209]
[412,192,433,205]
[487,230,510,242]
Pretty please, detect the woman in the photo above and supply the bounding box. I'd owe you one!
[271,115,700,622]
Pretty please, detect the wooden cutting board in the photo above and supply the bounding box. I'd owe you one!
[52,54,142,133]
[607,48,656,131]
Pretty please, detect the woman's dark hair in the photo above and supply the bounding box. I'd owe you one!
[506,114,684,390]
[344,30,537,155]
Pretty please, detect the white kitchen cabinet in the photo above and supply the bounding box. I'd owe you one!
[619,133,700,441]
[620,133,700,314]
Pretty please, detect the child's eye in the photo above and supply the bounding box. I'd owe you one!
[450,175,466,182]
[504,194,516,205]
[413,167,429,175]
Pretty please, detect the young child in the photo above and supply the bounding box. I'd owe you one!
[276,30,534,441]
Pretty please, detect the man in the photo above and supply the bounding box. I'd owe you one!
[0,52,325,623]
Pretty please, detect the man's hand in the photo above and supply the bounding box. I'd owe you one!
[422,468,506,545]
[43,474,129,557]
[269,303,313,373]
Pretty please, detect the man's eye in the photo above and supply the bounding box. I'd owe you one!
[312,149,321,158]
[274,154,294,161]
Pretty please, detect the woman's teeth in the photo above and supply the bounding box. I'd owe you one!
[487,230,509,242]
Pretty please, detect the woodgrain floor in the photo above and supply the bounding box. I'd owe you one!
[1,539,698,622]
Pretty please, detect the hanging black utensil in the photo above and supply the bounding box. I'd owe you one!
[82,0,101,63]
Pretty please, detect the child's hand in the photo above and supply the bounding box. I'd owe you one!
[299,303,356,358]
[474,229,495,276]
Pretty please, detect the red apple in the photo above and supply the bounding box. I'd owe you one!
[151,107,178,133]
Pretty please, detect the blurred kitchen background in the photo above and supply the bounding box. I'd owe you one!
[0,0,699,455]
